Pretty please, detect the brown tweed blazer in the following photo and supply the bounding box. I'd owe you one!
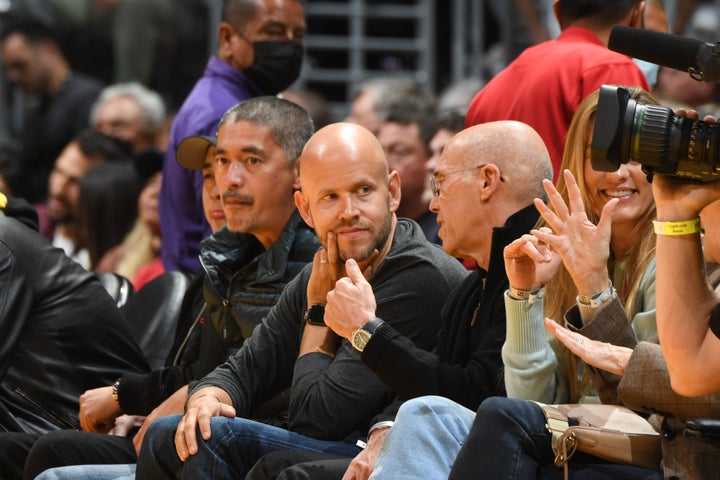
[565,281,720,479]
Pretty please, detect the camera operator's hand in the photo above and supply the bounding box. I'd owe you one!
[652,174,720,221]
[652,109,720,219]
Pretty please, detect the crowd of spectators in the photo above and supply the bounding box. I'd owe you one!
[2,0,720,479]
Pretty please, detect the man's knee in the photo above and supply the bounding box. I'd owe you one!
[247,450,349,480]
[397,395,471,422]
[0,432,40,480]
[142,414,184,453]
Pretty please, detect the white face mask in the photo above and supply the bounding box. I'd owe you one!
[634,58,660,90]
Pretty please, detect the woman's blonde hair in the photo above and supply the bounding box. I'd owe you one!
[115,219,160,281]
[543,87,659,402]
[543,86,658,332]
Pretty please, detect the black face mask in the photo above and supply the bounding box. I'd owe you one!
[243,41,304,95]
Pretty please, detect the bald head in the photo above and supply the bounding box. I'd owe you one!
[298,122,389,185]
[294,122,401,265]
[446,121,552,205]
[430,121,552,268]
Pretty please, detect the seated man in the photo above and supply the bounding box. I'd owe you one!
[134,122,468,479]
[375,86,440,243]
[248,120,555,479]
[21,96,321,479]
[43,129,134,268]
[0,191,149,478]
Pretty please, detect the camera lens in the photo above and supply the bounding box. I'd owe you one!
[631,104,674,166]
[593,85,720,182]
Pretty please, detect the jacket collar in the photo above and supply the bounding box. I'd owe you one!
[200,210,307,288]
[0,193,39,231]
[484,204,540,289]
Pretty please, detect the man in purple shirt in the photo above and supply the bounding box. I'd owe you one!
[160,0,306,274]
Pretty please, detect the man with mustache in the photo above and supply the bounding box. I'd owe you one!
[134,122,469,479]
[19,96,319,480]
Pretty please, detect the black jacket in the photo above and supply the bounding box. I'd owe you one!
[193,218,469,441]
[362,204,539,420]
[0,195,149,434]
[118,211,319,415]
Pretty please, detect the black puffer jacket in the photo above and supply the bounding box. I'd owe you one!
[0,194,149,434]
[201,211,319,351]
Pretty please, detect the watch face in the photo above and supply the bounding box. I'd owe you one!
[304,305,326,326]
[351,329,372,352]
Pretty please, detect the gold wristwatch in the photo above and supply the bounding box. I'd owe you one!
[351,317,385,353]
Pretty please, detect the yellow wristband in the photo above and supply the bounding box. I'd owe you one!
[653,218,701,236]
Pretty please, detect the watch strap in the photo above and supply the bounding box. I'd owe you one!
[361,317,385,335]
[304,304,326,326]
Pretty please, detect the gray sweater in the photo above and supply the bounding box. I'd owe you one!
[192,218,468,442]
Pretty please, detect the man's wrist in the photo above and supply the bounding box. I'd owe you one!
[655,208,702,222]
[186,387,230,411]
[368,420,394,437]
[653,218,701,236]
[111,378,120,403]
[351,317,385,353]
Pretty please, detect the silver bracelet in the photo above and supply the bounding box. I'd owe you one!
[577,282,615,308]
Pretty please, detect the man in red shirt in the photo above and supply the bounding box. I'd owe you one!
[466,0,649,181]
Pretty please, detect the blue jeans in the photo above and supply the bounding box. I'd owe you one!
[448,397,664,480]
[34,463,135,480]
[370,395,476,480]
[136,415,363,479]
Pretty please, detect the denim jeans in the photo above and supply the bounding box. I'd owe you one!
[136,415,363,479]
[370,395,476,480]
[448,397,664,480]
[34,463,136,480]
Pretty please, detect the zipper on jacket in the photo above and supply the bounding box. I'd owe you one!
[14,387,79,430]
[172,303,207,366]
[222,299,230,341]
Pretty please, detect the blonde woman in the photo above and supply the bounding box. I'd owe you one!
[502,86,658,404]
